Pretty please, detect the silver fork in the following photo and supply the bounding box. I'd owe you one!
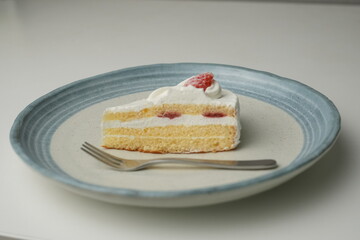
[81,142,278,171]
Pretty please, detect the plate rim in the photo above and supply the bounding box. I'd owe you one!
[9,62,341,199]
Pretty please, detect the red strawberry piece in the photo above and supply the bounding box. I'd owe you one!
[184,72,214,91]
[157,111,181,119]
[203,112,227,118]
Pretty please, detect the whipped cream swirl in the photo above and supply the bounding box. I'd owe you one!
[178,77,222,99]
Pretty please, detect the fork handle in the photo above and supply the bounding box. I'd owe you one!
[138,158,278,170]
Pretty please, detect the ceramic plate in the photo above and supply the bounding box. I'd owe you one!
[10,63,340,207]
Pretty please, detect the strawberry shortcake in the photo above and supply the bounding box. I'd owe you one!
[101,73,241,153]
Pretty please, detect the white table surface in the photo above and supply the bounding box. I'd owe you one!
[1,0,360,239]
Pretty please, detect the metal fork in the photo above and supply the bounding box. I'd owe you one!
[81,142,278,171]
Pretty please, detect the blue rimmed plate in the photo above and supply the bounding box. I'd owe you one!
[10,63,340,207]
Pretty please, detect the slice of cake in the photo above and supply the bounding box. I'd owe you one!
[101,72,241,153]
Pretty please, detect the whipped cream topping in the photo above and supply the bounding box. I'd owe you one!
[145,75,237,107]
[105,74,238,112]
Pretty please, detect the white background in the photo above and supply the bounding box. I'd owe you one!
[1,0,360,239]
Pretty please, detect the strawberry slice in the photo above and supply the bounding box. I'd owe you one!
[183,72,214,91]
[203,112,226,118]
[157,111,181,119]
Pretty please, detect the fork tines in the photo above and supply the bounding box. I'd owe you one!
[81,142,122,168]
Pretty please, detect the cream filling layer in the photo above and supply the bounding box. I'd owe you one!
[102,115,239,129]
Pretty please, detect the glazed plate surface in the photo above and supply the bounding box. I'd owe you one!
[10,63,340,207]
